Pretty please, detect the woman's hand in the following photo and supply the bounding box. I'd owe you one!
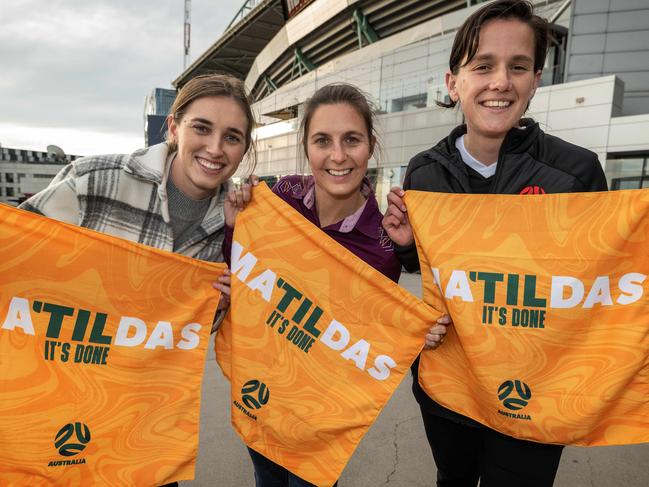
[213,268,231,311]
[224,175,259,227]
[382,186,415,247]
[211,269,232,333]
[424,314,452,350]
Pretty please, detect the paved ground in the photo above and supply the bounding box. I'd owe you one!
[185,273,649,487]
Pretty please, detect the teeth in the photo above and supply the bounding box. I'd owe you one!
[327,169,352,176]
[483,100,511,108]
[197,157,223,170]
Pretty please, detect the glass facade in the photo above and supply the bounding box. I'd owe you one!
[606,153,649,190]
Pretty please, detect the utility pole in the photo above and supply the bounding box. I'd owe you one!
[184,0,191,70]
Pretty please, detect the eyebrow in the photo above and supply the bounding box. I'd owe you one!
[470,53,534,64]
[189,117,246,137]
[310,130,366,138]
[189,117,213,126]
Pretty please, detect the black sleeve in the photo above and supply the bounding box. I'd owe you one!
[584,154,609,192]
[544,133,608,193]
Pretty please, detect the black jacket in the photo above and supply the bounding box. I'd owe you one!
[400,120,608,424]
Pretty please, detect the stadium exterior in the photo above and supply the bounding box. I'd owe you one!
[175,0,649,206]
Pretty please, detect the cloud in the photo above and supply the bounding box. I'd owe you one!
[0,123,142,156]
[1,0,243,153]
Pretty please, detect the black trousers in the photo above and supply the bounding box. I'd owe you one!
[420,407,564,487]
[248,448,339,487]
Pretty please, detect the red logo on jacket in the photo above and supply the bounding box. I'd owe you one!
[519,186,546,195]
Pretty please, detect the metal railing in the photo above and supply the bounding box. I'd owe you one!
[225,0,266,31]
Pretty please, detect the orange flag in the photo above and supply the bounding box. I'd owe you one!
[0,205,225,485]
[406,189,649,446]
[216,183,438,487]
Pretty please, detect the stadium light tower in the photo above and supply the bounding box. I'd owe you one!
[184,0,191,69]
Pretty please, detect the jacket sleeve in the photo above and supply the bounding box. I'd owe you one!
[558,143,609,193]
[394,163,422,273]
[18,163,81,224]
[584,154,609,192]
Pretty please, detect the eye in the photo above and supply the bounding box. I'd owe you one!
[313,137,329,146]
[345,135,361,145]
[474,64,490,71]
[225,133,243,144]
[192,124,210,135]
[512,65,530,72]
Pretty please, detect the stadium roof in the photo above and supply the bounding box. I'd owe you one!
[173,0,286,88]
[174,0,567,103]
[173,0,467,95]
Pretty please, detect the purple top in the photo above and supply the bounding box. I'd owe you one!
[272,175,401,283]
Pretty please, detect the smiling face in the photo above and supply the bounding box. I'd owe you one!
[306,103,373,201]
[446,18,541,145]
[167,96,248,200]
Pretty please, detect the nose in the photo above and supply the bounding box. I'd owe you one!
[206,135,225,157]
[490,66,512,92]
[329,141,346,163]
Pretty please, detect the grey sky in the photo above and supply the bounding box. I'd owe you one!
[1,0,243,155]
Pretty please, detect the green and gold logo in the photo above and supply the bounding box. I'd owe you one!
[498,380,531,411]
[241,379,270,410]
[54,422,91,457]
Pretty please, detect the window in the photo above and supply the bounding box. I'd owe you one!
[6,187,14,197]
[5,173,14,183]
[540,27,568,87]
[390,93,428,113]
[607,153,649,190]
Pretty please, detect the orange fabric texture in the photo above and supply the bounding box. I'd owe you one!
[406,189,649,446]
[216,183,438,487]
[0,205,224,485]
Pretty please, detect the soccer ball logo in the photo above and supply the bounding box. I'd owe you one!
[241,380,270,409]
[498,380,532,410]
[54,422,91,457]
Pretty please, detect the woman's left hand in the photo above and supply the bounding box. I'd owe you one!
[424,314,452,350]
[224,175,259,227]
[213,269,232,310]
[211,269,232,333]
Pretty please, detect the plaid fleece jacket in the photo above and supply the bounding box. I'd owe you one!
[20,143,228,262]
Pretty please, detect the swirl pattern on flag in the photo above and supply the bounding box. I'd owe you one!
[405,189,649,446]
[0,205,224,485]
[216,183,438,487]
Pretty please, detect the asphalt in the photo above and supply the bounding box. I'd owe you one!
[185,273,649,487]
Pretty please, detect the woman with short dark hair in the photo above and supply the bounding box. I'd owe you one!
[383,2,607,486]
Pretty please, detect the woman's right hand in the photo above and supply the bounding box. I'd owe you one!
[224,175,259,228]
[382,186,415,246]
[424,314,452,350]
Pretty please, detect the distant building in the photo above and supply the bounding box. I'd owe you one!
[144,88,176,147]
[0,146,81,206]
